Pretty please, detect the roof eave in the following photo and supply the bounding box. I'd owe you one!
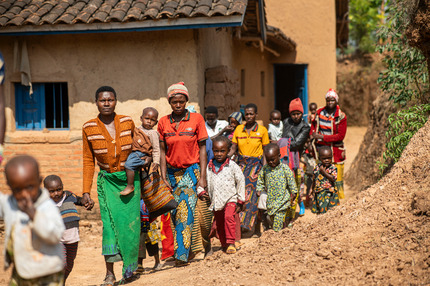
[0,14,245,36]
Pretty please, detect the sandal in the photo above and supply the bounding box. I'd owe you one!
[226,245,237,254]
[135,264,145,274]
[101,274,116,286]
[175,260,190,267]
[117,274,138,285]
[234,241,243,250]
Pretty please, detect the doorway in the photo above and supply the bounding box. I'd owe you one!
[274,64,308,120]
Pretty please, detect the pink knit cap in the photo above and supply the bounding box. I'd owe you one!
[325,88,339,102]
[167,82,189,101]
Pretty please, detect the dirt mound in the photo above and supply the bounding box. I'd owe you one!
[411,190,430,216]
[181,120,430,285]
[345,92,397,191]
[337,54,384,126]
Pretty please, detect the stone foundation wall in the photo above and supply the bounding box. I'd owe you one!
[205,66,240,119]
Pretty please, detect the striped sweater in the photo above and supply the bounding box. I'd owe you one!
[58,191,83,229]
[310,105,347,163]
[82,114,135,194]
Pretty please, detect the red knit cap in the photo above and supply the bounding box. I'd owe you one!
[289,98,304,114]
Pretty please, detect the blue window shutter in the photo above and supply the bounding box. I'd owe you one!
[15,83,46,130]
[302,65,309,116]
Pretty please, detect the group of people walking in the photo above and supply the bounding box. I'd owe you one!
[0,80,347,286]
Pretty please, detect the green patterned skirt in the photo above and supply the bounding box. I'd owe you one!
[311,189,339,214]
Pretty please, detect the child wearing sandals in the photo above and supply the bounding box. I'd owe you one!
[198,136,245,254]
[45,174,94,282]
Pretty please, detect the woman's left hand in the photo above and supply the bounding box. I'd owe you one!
[198,176,207,190]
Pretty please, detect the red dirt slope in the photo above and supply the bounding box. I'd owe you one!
[182,120,430,285]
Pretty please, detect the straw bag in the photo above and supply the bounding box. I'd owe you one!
[140,166,178,220]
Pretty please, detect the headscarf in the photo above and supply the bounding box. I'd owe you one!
[167,82,189,101]
[228,111,243,125]
[325,88,339,102]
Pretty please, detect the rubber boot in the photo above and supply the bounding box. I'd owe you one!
[299,201,305,216]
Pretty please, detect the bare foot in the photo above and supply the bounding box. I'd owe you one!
[102,274,116,286]
[120,185,134,196]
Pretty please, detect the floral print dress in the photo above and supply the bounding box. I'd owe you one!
[311,163,340,214]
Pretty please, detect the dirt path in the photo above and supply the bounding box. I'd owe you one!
[0,127,367,286]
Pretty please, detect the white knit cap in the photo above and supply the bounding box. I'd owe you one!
[325,88,339,102]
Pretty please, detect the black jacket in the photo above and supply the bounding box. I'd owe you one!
[281,118,310,153]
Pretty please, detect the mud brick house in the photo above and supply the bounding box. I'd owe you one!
[0,0,340,200]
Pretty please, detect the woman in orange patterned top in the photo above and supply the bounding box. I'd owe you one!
[82,86,148,285]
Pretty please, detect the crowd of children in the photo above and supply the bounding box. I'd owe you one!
[0,85,346,284]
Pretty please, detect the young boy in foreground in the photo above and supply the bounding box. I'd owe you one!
[45,174,94,282]
[198,136,245,254]
[122,107,160,195]
[256,143,298,231]
[1,155,65,285]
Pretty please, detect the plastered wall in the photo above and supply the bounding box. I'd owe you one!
[198,27,280,125]
[265,0,337,108]
[0,30,204,138]
[232,40,276,125]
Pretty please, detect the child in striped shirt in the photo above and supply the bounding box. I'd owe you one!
[45,175,94,282]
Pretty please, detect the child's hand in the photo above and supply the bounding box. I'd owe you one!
[256,191,261,197]
[82,193,92,209]
[152,163,160,170]
[319,165,326,173]
[199,193,210,201]
[85,197,95,211]
[17,192,36,220]
[224,125,235,133]
[235,203,243,213]
[141,156,153,168]
[290,193,297,204]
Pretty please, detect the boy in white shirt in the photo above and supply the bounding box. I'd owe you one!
[205,106,229,138]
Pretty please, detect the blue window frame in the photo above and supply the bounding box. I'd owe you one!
[15,83,69,130]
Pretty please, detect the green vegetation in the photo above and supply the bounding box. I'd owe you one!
[376,0,430,175]
[377,104,430,174]
[348,0,385,54]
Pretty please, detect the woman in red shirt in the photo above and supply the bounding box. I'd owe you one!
[158,82,208,265]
